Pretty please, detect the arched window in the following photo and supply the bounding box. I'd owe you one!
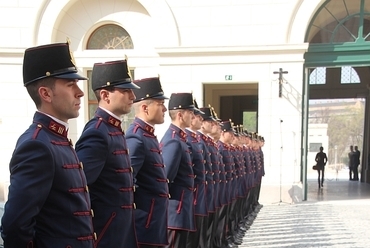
[309,67,326,85]
[309,66,360,85]
[341,66,360,84]
[87,24,134,49]
[306,0,370,44]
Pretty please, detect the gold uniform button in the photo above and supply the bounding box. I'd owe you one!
[130,167,133,173]
[194,175,197,179]
[91,209,94,217]
[167,179,170,183]
[127,149,130,155]
[133,186,136,192]
[37,124,42,128]
[206,181,208,185]
[133,203,136,209]
[94,232,97,240]
[168,194,171,198]
[193,188,196,192]
[85,186,89,192]
[80,162,83,169]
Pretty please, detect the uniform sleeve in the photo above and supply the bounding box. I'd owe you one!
[1,140,54,247]
[126,133,145,180]
[162,139,182,182]
[75,128,109,185]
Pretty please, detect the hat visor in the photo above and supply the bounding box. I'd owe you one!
[54,72,88,81]
[134,93,169,103]
[151,93,169,100]
[114,82,140,89]
[202,116,217,121]
[194,108,205,115]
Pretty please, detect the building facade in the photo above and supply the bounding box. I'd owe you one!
[1,0,370,203]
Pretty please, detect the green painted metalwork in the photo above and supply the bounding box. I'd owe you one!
[303,0,370,200]
[305,0,370,67]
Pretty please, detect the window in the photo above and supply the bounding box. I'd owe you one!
[309,143,322,152]
[87,24,134,49]
[309,67,326,85]
[341,66,360,84]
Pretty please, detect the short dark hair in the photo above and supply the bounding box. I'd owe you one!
[94,86,115,101]
[26,77,56,108]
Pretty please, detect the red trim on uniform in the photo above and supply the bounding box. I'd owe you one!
[32,126,41,139]
[51,140,70,146]
[145,199,155,228]
[96,212,117,245]
[176,190,184,214]
[68,187,85,193]
[112,149,128,155]
[62,164,80,169]
[73,211,92,216]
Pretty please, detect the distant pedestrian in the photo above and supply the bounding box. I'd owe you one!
[353,146,360,181]
[348,145,355,180]
[315,146,327,189]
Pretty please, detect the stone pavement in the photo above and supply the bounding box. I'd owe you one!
[239,178,370,248]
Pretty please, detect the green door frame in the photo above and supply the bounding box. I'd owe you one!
[302,44,370,200]
[301,0,370,200]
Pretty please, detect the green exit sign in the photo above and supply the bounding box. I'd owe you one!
[225,75,232,80]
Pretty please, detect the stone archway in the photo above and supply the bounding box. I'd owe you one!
[34,0,180,49]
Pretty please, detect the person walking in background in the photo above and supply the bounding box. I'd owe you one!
[348,145,355,181]
[1,42,95,247]
[315,146,327,189]
[75,60,140,248]
[353,146,361,181]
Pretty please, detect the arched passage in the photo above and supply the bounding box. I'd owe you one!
[302,0,370,199]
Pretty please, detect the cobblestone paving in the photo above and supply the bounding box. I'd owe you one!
[240,199,370,248]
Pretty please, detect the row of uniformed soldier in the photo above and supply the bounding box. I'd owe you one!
[159,92,265,248]
[0,41,264,248]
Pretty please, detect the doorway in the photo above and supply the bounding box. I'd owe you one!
[203,83,258,128]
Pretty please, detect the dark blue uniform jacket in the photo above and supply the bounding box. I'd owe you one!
[160,124,195,231]
[126,118,169,246]
[1,112,94,248]
[76,108,138,248]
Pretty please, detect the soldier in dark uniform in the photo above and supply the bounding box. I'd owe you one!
[75,60,139,248]
[125,77,170,248]
[217,120,235,248]
[185,100,207,248]
[160,93,196,248]
[208,110,228,248]
[0,42,95,247]
[198,107,219,248]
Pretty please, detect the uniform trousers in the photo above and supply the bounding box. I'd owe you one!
[206,212,216,246]
[212,205,228,248]
[186,215,206,248]
[166,229,189,248]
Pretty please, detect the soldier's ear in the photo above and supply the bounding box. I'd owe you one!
[38,86,52,103]
[100,90,109,101]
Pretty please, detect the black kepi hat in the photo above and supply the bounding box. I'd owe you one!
[193,99,205,115]
[199,107,217,121]
[132,77,168,102]
[221,120,234,132]
[23,42,87,86]
[91,60,139,91]
[168,93,195,110]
